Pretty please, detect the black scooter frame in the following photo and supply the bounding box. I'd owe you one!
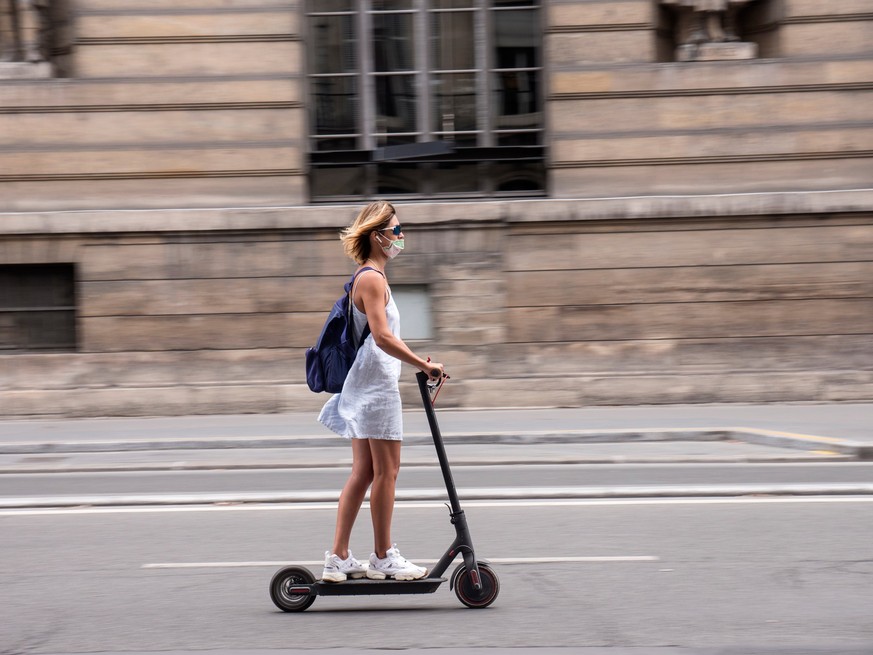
[275,371,483,600]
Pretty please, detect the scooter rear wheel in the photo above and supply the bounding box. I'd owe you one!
[453,562,499,609]
[270,565,316,612]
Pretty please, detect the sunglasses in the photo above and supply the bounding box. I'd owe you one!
[379,225,403,236]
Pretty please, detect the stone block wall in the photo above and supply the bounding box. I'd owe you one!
[1,1,872,417]
[547,0,873,198]
[1,194,871,417]
[0,0,304,212]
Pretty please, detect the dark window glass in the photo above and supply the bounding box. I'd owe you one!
[432,0,475,8]
[374,134,419,147]
[372,0,413,9]
[493,70,540,129]
[311,0,354,11]
[430,163,480,194]
[309,15,357,74]
[311,166,366,198]
[311,77,358,135]
[432,73,478,133]
[494,9,539,68]
[493,0,538,7]
[377,164,420,194]
[493,161,545,192]
[373,13,415,72]
[431,11,475,70]
[434,133,479,147]
[496,131,541,146]
[0,264,76,352]
[374,74,417,133]
[312,137,359,152]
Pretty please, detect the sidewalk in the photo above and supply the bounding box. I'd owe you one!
[0,403,870,472]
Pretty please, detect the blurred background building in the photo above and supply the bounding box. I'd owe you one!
[0,0,871,417]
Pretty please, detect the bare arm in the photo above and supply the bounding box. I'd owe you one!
[356,271,444,379]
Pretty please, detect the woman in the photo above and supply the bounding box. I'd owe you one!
[318,201,446,582]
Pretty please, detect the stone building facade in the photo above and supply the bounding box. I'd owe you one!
[0,0,871,417]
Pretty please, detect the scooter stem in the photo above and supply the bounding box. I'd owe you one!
[416,372,462,515]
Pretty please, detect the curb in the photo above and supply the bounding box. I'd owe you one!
[0,427,869,461]
[0,453,849,475]
[3,483,873,509]
[0,429,730,455]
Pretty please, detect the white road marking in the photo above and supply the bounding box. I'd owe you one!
[2,495,873,517]
[142,556,658,569]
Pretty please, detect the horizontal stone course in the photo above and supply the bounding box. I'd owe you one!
[74,41,301,77]
[507,222,873,271]
[547,31,656,66]
[75,12,298,38]
[0,145,302,177]
[548,1,653,28]
[507,261,873,306]
[782,23,873,58]
[550,91,873,133]
[549,59,873,94]
[0,176,306,212]
[552,124,873,164]
[507,298,873,343]
[0,79,300,109]
[0,108,302,146]
[551,158,873,197]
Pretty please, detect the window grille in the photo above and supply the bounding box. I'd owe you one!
[306,0,545,201]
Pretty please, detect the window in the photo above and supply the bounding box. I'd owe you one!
[392,285,432,340]
[0,265,76,352]
[306,0,545,201]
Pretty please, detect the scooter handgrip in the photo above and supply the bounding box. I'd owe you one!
[429,368,441,378]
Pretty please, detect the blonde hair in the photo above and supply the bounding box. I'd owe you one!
[340,201,396,264]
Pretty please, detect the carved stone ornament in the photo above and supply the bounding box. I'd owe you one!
[660,0,759,61]
[0,0,52,77]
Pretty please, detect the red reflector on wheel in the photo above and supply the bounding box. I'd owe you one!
[471,571,480,586]
[289,587,310,595]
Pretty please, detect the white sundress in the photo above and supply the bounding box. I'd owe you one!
[318,272,403,440]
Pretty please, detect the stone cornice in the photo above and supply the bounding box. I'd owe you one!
[75,4,297,16]
[76,35,300,45]
[783,13,873,24]
[1,190,871,235]
[0,101,303,114]
[549,81,873,101]
[546,23,652,33]
[550,151,873,169]
[0,169,304,183]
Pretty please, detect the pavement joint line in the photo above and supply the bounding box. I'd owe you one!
[141,556,660,569]
[6,496,873,517]
[3,483,873,508]
[0,426,869,460]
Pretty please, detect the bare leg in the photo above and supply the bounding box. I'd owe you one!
[331,438,374,559]
[369,438,402,558]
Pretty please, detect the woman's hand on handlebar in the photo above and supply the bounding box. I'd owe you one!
[422,360,446,383]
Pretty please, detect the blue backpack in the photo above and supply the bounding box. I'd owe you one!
[305,266,378,393]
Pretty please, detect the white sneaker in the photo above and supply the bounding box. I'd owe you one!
[366,544,428,581]
[321,550,368,583]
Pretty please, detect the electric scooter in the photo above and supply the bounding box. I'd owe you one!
[269,371,500,611]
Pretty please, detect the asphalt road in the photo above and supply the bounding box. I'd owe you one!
[2,462,872,498]
[2,497,873,653]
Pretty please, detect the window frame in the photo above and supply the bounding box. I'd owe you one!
[304,0,545,202]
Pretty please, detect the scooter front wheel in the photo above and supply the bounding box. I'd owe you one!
[453,562,499,609]
[270,565,316,612]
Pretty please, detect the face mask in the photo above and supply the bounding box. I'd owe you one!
[377,233,405,259]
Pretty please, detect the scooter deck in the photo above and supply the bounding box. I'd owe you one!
[313,577,446,596]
